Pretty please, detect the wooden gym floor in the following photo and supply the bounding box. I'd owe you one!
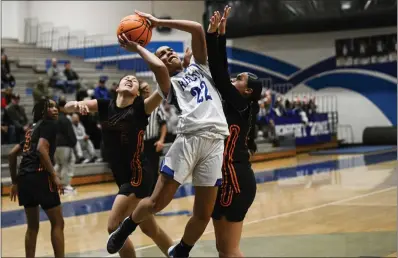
[1,151,397,257]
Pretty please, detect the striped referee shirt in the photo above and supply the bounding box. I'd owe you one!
[144,106,167,141]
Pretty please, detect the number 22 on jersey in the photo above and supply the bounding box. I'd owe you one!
[190,81,212,104]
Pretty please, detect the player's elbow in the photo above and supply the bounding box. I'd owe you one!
[8,145,20,161]
[191,21,203,32]
[8,151,17,162]
[153,62,168,72]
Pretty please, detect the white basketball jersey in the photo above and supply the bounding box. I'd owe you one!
[158,57,229,139]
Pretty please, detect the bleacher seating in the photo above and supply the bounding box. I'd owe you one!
[2,38,154,123]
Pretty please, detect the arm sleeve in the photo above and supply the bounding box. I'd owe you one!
[205,32,247,112]
[218,35,229,70]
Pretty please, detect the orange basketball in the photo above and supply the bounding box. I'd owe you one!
[117,14,152,47]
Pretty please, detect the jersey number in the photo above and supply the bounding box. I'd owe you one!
[190,81,212,103]
[22,129,32,153]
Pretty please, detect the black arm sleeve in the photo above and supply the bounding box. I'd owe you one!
[206,32,247,112]
[218,35,229,70]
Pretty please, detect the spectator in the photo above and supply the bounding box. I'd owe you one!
[33,77,51,104]
[1,87,13,110]
[93,76,110,100]
[273,96,285,117]
[308,96,317,115]
[76,86,89,102]
[63,61,81,91]
[71,113,98,164]
[1,53,15,89]
[6,93,28,143]
[1,95,7,109]
[109,82,118,99]
[284,98,292,112]
[292,97,309,125]
[1,107,15,144]
[257,91,277,143]
[54,97,77,194]
[47,58,67,92]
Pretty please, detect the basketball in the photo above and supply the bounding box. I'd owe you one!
[117,14,152,47]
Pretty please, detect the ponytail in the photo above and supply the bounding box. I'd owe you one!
[247,100,260,154]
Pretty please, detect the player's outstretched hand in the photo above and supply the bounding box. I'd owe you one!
[74,101,89,115]
[207,11,221,33]
[118,33,140,52]
[219,5,231,35]
[182,47,193,68]
[134,10,159,27]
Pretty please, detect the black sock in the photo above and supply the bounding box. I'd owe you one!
[123,215,139,233]
[174,239,193,257]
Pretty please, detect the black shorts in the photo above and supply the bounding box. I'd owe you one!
[212,164,257,222]
[114,165,155,199]
[17,172,61,210]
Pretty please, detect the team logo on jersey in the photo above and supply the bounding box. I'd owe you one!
[176,66,206,90]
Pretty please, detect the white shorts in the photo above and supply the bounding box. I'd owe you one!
[160,134,223,187]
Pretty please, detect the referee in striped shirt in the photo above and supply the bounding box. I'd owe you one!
[139,80,167,190]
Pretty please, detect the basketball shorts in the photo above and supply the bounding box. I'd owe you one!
[212,164,257,222]
[160,134,223,187]
[17,172,61,210]
[113,162,155,199]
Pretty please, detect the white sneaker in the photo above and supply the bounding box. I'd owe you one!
[167,245,177,258]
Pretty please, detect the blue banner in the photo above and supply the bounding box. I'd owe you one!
[273,113,332,145]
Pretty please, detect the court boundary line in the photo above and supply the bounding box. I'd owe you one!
[106,186,396,257]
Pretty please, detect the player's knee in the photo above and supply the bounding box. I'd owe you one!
[148,197,164,214]
[27,223,39,233]
[107,221,118,234]
[193,211,212,223]
[48,215,64,230]
[53,217,65,230]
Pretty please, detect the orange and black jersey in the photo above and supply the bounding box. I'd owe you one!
[19,120,58,175]
[206,32,252,165]
[97,97,150,186]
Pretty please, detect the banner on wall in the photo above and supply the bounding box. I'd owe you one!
[274,113,331,146]
[335,33,397,67]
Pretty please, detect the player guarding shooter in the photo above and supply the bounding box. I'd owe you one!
[64,38,173,257]
[107,11,230,257]
[207,7,262,257]
[8,97,65,258]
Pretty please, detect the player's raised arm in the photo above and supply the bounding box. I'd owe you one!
[64,99,98,114]
[118,34,170,114]
[135,10,207,65]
